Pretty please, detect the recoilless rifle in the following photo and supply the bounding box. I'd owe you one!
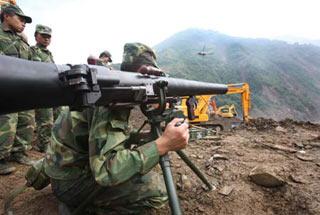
[0,55,228,215]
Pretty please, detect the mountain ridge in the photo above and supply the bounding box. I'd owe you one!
[154,28,320,122]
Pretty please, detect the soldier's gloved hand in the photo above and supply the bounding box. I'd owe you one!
[155,118,189,155]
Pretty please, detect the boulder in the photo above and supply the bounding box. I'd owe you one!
[249,166,286,188]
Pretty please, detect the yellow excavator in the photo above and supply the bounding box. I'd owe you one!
[179,82,250,131]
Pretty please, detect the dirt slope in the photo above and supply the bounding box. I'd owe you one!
[0,117,319,215]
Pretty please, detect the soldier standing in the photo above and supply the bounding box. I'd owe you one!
[0,4,35,175]
[31,24,54,152]
[97,50,113,69]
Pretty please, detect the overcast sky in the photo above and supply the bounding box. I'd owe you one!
[18,0,320,64]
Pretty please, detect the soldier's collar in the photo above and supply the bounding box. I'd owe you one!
[0,23,17,34]
[36,43,49,50]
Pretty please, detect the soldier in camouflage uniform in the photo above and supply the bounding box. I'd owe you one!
[44,43,189,214]
[32,24,54,62]
[97,50,113,69]
[0,4,35,175]
[31,24,54,153]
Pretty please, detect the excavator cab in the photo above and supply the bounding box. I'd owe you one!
[217,104,238,118]
[179,82,250,133]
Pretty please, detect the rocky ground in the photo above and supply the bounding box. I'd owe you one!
[0,116,319,215]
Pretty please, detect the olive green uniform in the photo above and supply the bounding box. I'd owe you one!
[0,24,35,159]
[44,107,167,214]
[31,44,54,152]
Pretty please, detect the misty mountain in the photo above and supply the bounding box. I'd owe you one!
[275,35,320,47]
[154,28,320,122]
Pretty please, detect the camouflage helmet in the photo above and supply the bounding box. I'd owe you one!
[120,42,158,72]
[0,3,32,23]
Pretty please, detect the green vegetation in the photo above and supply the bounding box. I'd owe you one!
[155,29,320,122]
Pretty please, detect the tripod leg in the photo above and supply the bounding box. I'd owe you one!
[160,154,182,215]
[176,150,213,191]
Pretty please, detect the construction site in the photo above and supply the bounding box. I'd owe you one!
[0,82,319,214]
[0,112,320,215]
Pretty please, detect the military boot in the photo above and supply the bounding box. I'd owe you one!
[0,159,16,175]
[11,152,35,166]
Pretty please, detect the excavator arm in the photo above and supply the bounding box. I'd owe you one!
[226,83,251,122]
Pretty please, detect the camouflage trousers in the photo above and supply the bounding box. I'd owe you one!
[51,170,168,214]
[0,110,35,159]
[35,108,53,151]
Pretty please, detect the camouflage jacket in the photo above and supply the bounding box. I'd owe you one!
[31,44,54,63]
[97,60,112,69]
[44,106,160,186]
[0,24,33,59]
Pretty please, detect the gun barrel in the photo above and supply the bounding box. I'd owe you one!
[163,77,227,96]
[97,69,227,95]
[0,55,228,114]
[0,55,74,113]
[96,68,228,104]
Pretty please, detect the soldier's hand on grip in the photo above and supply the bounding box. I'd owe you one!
[155,118,189,155]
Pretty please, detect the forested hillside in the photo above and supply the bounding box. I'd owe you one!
[154,29,320,122]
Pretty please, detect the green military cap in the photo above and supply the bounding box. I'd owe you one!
[35,24,52,35]
[1,4,32,23]
[99,50,112,62]
[120,42,158,72]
